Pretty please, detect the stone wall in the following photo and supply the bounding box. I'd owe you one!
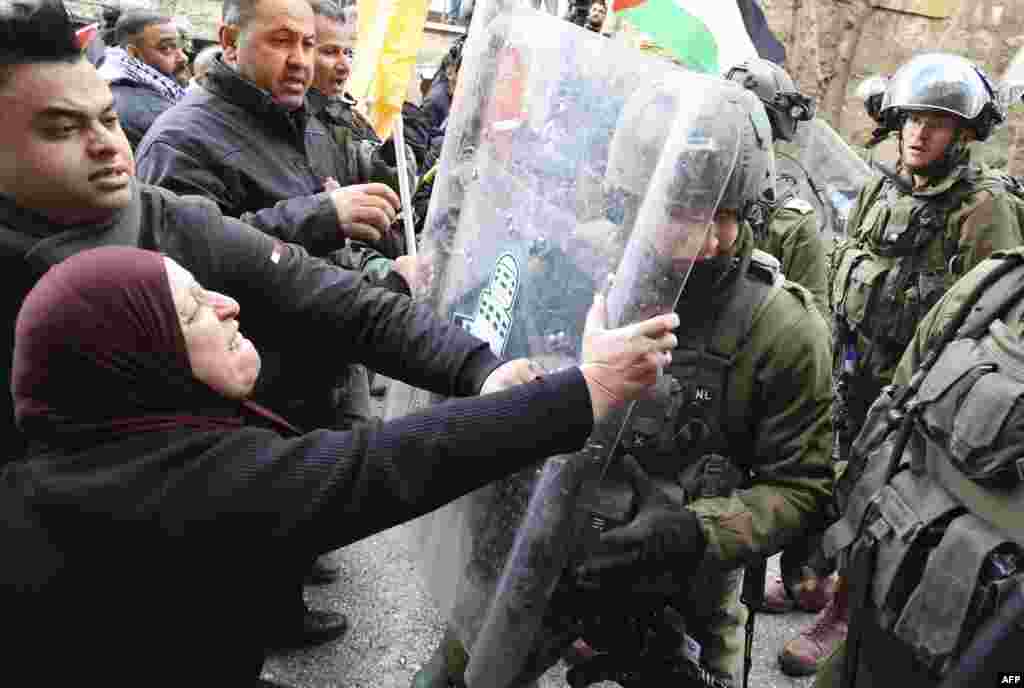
[70,0,1024,171]
[760,0,1024,172]
[69,0,220,40]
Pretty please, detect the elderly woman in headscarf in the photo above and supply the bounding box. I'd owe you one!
[0,246,676,686]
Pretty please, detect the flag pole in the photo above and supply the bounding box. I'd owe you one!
[392,111,418,259]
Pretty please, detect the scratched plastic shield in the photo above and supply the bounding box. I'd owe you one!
[383,6,750,686]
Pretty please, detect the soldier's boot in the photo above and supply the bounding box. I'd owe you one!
[761,575,796,613]
[778,575,849,677]
[762,569,837,614]
[412,627,468,688]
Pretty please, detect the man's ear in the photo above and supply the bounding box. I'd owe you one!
[125,42,142,60]
[960,128,976,145]
[219,24,241,63]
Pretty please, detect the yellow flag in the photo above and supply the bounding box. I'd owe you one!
[348,0,431,139]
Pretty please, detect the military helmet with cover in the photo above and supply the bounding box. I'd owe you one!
[879,52,1004,141]
[605,78,775,226]
[724,58,815,142]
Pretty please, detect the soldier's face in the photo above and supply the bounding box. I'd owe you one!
[665,208,739,261]
[0,59,134,224]
[901,111,959,171]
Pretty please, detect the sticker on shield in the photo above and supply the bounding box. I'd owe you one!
[467,251,522,357]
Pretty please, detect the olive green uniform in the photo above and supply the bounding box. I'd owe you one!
[426,223,835,687]
[815,246,1024,688]
[830,153,1023,450]
[758,199,830,322]
[656,224,835,681]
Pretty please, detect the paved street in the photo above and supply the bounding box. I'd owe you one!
[262,385,822,688]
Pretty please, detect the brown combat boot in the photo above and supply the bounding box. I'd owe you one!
[762,570,837,614]
[778,576,849,677]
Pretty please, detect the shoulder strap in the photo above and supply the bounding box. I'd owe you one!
[956,259,1024,341]
[699,262,778,450]
[707,255,778,362]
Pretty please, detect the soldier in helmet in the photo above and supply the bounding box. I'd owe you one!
[725,56,841,635]
[777,52,1024,678]
[724,58,827,321]
[414,78,834,688]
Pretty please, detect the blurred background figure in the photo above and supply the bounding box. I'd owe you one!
[189,44,222,89]
[97,10,188,149]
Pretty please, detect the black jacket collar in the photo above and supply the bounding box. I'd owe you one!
[307,87,330,117]
[203,58,310,142]
[0,184,142,271]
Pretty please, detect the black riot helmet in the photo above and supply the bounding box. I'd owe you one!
[725,58,815,142]
[880,53,1004,142]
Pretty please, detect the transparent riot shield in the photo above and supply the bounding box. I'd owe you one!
[384,8,748,687]
[776,119,873,243]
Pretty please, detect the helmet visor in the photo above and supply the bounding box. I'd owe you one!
[881,53,991,121]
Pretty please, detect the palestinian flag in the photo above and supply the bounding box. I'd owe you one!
[611,0,783,74]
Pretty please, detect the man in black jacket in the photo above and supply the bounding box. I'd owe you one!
[136,0,419,428]
[135,0,402,261]
[97,10,188,149]
[0,0,538,658]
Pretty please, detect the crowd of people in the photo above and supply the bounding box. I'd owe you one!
[1,0,1022,687]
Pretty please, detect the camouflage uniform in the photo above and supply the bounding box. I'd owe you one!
[669,224,835,680]
[816,246,1024,688]
[758,198,830,322]
[830,152,1023,452]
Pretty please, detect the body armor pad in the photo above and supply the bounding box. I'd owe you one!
[826,257,1024,685]
[624,249,779,494]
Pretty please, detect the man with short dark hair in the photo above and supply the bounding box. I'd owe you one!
[584,0,606,33]
[309,0,408,207]
[97,10,187,148]
[0,0,557,670]
[136,0,401,263]
[312,6,378,145]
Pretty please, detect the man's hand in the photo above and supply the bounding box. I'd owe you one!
[580,293,678,422]
[479,358,546,395]
[576,455,705,594]
[329,183,401,242]
[392,255,418,291]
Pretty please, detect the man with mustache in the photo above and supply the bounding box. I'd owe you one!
[97,10,189,150]
[135,0,403,268]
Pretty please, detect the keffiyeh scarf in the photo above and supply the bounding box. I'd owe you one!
[98,46,186,103]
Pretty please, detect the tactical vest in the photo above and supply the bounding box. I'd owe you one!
[823,256,1024,688]
[831,175,966,370]
[621,249,783,500]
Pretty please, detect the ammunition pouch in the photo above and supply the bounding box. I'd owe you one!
[825,258,1024,687]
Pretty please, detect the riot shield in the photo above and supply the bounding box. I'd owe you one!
[384,8,749,687]
[776,119,873,243]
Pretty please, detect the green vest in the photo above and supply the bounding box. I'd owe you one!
[824,255,1024,687]
[622,249,782,499]
[829,161,1022,443]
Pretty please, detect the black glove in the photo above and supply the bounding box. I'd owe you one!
[576,455,706,594]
